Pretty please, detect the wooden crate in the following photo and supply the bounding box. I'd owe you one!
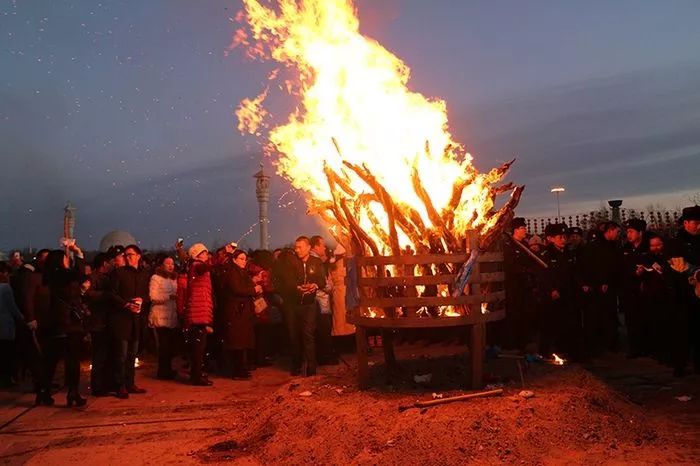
[347,251,505,389]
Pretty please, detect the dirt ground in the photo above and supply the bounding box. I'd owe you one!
[1,342,699,465]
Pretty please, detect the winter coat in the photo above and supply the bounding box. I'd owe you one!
[181,260,213,327]
[109,265,151,340]
[217,263,256,350]
[23,269,50,326]
[292,256,327,306]
[148,269,178,329]
[46,257,89,334]
[85,270,111,332]
[0,283,23,340]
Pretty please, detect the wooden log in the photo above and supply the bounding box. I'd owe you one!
[355,325,369,390]
[359,291,505,308]
[357,272,504,287]
[356,252,503,266]
[470,323,486,389]
[398,388,503,412]
[411,165,458,252]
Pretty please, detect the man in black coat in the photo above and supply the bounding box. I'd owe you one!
[621,219,650,358]
[582,221,623,353]
[289,236,326,376]
[539,223,579,358]
[502,218,537,351]
[85,253,113,396]
[668,206,700,375]
[109,244,150,398]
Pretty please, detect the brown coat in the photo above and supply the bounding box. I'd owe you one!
[217,263,256,350]
[330,257,354,336]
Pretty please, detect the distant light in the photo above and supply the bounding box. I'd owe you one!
[550,187,565,193]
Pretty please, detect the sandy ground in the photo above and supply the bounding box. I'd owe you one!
[1,342,699,465]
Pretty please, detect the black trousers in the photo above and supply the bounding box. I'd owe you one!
[0,339,14,385]
[594,290,619,352]
[114,337,139,389]
[622,291,652,356]
[155,327,176,377]
[288,304,317,373]
[36,332,82,393]
[186,326,208,382]
[90,330,110,393]
[316,311,335,363]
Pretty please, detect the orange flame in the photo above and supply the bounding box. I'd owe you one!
[552,353,566,365]
[234,0,512,252]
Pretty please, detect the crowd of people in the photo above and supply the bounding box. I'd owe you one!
[0,205,698,407]
[502,205,700,376]
[0,235,354,406]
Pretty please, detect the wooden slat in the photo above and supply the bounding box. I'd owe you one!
[470,323,485,389]
[355,251,503,266]
[358,290,505,308]
[346,309,506,328]
[355,325,369,389]
[356,271,504,287]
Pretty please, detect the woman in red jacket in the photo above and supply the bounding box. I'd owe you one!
[181,243,214,386]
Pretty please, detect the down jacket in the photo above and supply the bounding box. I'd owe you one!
[180,260,213,327]
[148,269,178,329]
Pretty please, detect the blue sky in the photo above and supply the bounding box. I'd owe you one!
[1,0,699,250]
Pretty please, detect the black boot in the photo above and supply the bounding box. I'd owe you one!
[35,389,55,406]
[67,388,87,408]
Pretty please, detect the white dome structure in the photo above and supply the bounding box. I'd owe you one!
[99,230,137,252]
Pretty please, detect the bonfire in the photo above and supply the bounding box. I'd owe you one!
[233,0,522,298]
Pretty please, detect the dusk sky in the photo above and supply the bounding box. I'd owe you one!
[2,0,699,251]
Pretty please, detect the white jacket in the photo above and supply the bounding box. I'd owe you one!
[148,273,178,329]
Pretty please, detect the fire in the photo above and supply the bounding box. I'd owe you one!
[552,353,566,365]
[135,357,141,368]
[234,0,522,255]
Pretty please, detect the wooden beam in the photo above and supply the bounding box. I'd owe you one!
[355,325,369,390]
[358,291,505,308]
[346,309,506,328]
[469,323,486,389]
[356,252,503,266]
[358,272,504,287]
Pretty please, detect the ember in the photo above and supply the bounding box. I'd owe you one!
[234,0,523,262]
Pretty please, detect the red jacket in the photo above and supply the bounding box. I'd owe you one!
[180,260,213,327]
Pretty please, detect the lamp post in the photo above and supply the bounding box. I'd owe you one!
[550,187,565,221]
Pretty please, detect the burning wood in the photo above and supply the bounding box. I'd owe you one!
[234,0,524,314]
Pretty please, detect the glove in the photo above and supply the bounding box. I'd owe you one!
[27,320,38,331]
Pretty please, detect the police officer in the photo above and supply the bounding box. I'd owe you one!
[621,219,650,358]
[502,218,536,351]
[539,223,579,358]
[582,221,623,353]
[669,206,700,375]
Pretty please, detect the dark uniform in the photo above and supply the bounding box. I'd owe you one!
[639,249,675,364]
[620,222,650,357]
[539,224,579,357]
[502,233,537,350]
[582,234,623,352]
[669,206,700,373]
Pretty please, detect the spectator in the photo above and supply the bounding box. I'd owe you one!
[85,253,113,396]
[0,262,23,388]
[289,236,326,376]
[180,243,214,386]
[310,235,337,365]
[621,219,650,358]
[148,255,179,380]
[109,244,150,399]
[42,245,90,407]
[218,250,260,379]
[528,235,544,255]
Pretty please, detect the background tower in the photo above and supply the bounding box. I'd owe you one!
[254,165,270,250]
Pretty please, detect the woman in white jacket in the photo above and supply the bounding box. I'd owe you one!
[149,255,178,379]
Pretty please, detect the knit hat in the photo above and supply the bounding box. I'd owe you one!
[188,243,208,259]
[625,218,647,232]
[528,235,544,246]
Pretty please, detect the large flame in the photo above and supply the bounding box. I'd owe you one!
[234,0,513,253]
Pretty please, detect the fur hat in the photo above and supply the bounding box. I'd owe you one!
[679,205,700,223]
[625,218,647,232]
[544,223,568,237]
[510,217,527,231]
[188,243,208,260]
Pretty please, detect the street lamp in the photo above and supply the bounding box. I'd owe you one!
[550,187,565,220]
